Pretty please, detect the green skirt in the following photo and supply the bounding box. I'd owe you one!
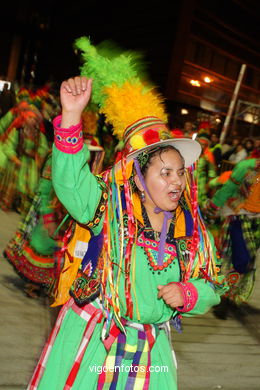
[36,304,177,390]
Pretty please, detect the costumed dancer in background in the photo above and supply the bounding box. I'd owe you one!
[27,38,226,390]
[194,132,217,209]
[0,102,49,214]
[204,158,260,319]
[0,88,59,206]
[3,151,67,299]
[0,105,17,183]
[3,104,105,301]
[194,132,219,244]
[209,132,222,174]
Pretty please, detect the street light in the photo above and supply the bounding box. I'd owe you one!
[204,76,213,83]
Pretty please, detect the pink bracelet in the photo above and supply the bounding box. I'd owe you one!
[206,198,220,211]
[53,115,83,154]
[43,213,56,225]
[175,282,198,312]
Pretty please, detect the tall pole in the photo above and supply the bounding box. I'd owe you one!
[219,63,247,144]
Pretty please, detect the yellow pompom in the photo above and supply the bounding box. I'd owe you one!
[130,134,147,150]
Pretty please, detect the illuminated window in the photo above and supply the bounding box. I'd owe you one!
[190,79,201,87]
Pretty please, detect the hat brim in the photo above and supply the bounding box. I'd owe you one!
[114,138,202,171]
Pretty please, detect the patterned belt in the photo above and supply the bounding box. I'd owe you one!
[27,298,173,390]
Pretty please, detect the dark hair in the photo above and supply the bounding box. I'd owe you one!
[140,145,184,176]
[130,144,185,193]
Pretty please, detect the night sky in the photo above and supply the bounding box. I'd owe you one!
[1,0,259,92]
[1,1,182,89]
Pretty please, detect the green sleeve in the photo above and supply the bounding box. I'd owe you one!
[38,177,55,216]
[0,110,14,135]
[2,128,18,159]
[208,161,217,179]
[211,179,237,207]
[37,132,50,158]
[52,144,103,224]
[212,158,256,207]
[208,176,221,189]
[195,159,217,206]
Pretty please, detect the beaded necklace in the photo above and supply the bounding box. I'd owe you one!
[137,205,178,274]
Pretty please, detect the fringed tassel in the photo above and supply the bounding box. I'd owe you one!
[184,164,199,281]
[184,165,220,283]
[98,159,137,323]
[114,175,124,318]
[100,177,114,334]
[121,154,135,319]
[101,170,126,334]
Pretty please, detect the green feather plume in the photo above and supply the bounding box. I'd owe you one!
[74,37,149,107]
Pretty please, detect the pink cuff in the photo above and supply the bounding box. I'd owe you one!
[209,199,220,210]
[43,213,56,225]
[53,115,83,154]
[175,282,198,312]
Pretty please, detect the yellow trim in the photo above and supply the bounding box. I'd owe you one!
[114,160,134,183]
[132,192,144,225]
[51,223,91,307]
[174,206,186,238]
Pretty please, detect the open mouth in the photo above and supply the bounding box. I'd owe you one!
[168,190,181,201]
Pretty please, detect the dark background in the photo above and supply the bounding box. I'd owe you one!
[1,0,259,89]
[0,0,259,136]
[1,0,182,88]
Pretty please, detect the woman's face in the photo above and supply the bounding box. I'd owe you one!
[142,149,186,211]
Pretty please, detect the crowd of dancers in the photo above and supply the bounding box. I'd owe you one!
[0,77,259,317]
[0,35,259,390]
[0,83,106,299]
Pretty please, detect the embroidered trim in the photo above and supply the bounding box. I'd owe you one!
[86,176,108,229]
[174,237,192,280]
[70,268,100,306]
[139,204,176,245]
[53,115,83,154]
[144,247,176,272]
[175,282,198,312]
[137,231,176,254]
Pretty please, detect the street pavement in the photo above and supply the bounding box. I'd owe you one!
[0,209,259,390]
